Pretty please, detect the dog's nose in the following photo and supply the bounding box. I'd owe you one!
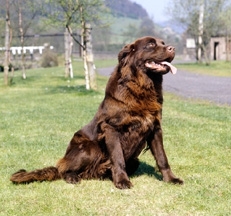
[167,46,175,53]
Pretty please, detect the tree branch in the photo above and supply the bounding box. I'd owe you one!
[66,24,85,49]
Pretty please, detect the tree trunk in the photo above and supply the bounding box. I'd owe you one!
[84,23,97,90]
[18,2,26,79]
[197,0,204,63]
[202,43,210,65]
[82,21,90,90]
[83,49,90,90]
[64,27,73,78]
[4,0,11,85]
[68,32,73,79]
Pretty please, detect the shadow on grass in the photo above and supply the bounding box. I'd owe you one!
[132,161,163,181]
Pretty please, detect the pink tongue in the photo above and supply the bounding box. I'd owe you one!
[162,61,177,74]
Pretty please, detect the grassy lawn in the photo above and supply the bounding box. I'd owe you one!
[0,60,231,215]
[175,60,231,77]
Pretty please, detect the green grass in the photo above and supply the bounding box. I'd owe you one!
[176,60,231,77]
[0,61,231,215]
[95,59,117,68]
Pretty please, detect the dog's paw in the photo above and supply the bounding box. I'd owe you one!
[63,172,81,184]
[115,179,133,189]
[162,170,184,185]
[113,171,133,189]
[171,177,184,185]
[164,176,184,185]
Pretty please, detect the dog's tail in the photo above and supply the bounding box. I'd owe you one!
[10,166,61,184]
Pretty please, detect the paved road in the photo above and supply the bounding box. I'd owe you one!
[164,70,231,105]
[98,67,231,105]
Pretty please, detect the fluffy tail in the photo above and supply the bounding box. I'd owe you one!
[10,166,61,184]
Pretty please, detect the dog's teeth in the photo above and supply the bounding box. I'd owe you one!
[145,61,177,74]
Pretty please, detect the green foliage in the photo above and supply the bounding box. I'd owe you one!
[44,0,106,28]
[0,61,230,215]
[168,0,227,34]
[167,0,231,62]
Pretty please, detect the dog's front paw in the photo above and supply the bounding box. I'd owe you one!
[163,176,184,185]
[170,177,184,185]
[162,169,184,185]
[113,172,133,189]
[115,179,133,189]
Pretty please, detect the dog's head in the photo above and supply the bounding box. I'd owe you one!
[118,36,177,75]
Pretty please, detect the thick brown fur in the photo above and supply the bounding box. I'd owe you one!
[10,36,183,189]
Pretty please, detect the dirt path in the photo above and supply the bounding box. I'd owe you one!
[97,67,231,105]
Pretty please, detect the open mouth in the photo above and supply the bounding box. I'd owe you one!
[145,60,177,74]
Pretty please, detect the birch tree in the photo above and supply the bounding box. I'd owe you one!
[46,0,106,90]
[12,0,42,79]
[82,22,96,90]
[4,0,12,85]
[17,0,26,79]
[64,28,73,78]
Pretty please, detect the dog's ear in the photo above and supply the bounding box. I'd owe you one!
[118,43,135,63]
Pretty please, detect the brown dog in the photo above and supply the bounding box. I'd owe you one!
[10,36,183,189]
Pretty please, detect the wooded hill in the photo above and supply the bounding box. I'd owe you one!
[105,0,148,19]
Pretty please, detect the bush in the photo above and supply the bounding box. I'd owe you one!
[41,49,58,68]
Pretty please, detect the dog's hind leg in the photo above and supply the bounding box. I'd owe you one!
[56,131,103,184]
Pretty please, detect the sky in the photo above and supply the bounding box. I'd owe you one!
[132,0,170,22]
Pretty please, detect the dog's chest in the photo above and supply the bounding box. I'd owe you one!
[119,110,156,139]
[118,105,161,160]
[119,113,156,159]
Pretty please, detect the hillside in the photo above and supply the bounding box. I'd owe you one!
[105,0,148,19]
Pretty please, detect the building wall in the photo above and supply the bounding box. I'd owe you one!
[210,37,231,61]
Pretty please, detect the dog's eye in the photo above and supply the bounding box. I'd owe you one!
[146,42,155,48]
